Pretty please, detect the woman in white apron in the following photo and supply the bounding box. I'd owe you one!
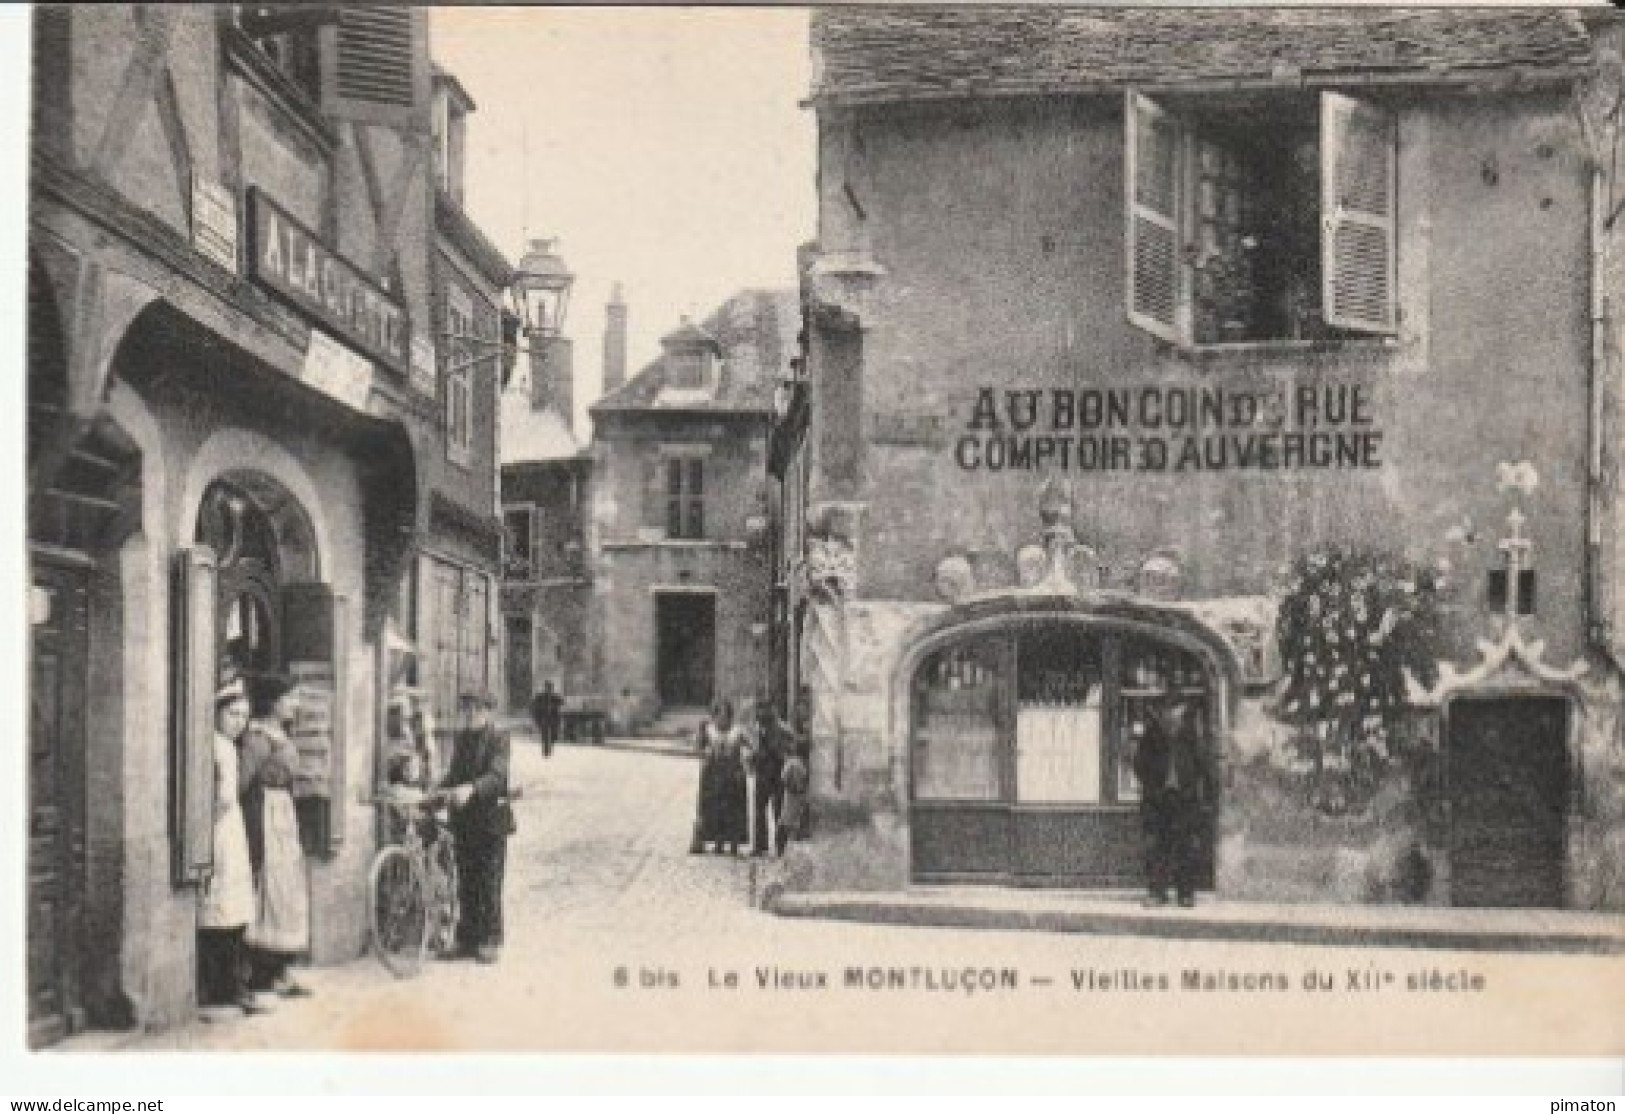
[239,673,313,999]
[197,675,260,1016]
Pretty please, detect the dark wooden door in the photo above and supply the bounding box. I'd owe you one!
[506,616,533,711]
[28,562,88,1047]
[657,593,715,708]
[1448,697,1569,908]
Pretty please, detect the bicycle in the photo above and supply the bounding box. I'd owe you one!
[367,787,459,978]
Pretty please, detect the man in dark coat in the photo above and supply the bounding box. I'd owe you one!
[444,690,514,963]
[1132,696,1216,908]
[750,700,788,857]
[530,680,563,758]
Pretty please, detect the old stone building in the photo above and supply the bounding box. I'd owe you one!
[588,290,797,732]
[783,8,1625,912]
[27,6,508,1043]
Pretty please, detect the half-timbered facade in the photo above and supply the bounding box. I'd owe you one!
[27,6,507,1042]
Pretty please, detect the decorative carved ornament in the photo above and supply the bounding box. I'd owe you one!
[1406,623,1589,708]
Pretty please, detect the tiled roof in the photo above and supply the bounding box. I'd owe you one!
[501,388,580,464]
[591,289,798,416]
[810,7,1596,106]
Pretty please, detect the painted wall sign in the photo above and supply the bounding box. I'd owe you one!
[190,173,238,273]
[246,188,408,375]
[302,328,375,412]
[954,383,1383,473]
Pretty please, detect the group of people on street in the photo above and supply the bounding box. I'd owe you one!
[199,670,518,1019]
[690,698,810,858]
[197,669,315,1019]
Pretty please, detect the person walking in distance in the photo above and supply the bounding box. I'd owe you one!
[1132,696,1215,908]
[748,699,788,857]
[443,690,514,963]
[530,680,563,758]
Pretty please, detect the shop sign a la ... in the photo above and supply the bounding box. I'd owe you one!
[246,188,409,376]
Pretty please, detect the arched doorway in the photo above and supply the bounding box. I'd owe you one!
[906,616,1227,888]
[195,472,318,678]
[191,471,339,859]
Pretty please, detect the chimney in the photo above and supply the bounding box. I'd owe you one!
[528,336,575,424]
[603,281,628,395]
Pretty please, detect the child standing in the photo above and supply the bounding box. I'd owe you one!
[776,740,810,856]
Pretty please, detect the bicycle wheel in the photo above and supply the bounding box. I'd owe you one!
[425,832,460,958]
[369,845,427,978]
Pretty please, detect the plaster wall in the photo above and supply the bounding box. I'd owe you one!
[819,92,1592,667]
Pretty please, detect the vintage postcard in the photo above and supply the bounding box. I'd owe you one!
[14,1,1625,1068]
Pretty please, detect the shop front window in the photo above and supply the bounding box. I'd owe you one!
[1014,630,1104,804]
[910,625,1213,808]
[912,640,1004,801]
[1116,637,1209,803]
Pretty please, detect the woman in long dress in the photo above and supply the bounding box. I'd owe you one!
[239,673,313,999]
[197,676,260,1016]
[691,701,750,855]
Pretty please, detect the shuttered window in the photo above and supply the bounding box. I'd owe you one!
[1123,89,1397,346]
[667,456,706,540]
[1125,92,1185,345]
[1321,91,1398,335]
[319,7,430,130]
[173,547,219,888]
[642,451,706,539]
[641,456,668,537]
[445,288,474,465]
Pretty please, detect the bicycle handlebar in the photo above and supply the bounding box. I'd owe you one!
[366,785,527,809]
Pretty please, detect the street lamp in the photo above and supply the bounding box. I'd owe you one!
[513,237,575,340]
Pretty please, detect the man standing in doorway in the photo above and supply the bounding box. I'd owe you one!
[1133,696,1214,908]
[444,690,514,963]
[530,679,563,758]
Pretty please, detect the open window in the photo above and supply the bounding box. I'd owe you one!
[1126,90,1396,346]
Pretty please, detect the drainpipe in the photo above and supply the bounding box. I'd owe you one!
[1575,70,1613,658]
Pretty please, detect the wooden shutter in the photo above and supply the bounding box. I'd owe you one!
[688,458,705,539]
[1125,91,1185,344]
[172,546,217,889]
[318,7,430,131]
[1321,92,1397,335]
[642,454,667,534]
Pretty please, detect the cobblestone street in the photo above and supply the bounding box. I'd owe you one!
[65,733,1625,1057]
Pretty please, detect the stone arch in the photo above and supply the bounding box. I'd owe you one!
[178,429,332,582]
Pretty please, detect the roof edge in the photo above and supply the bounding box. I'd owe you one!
[807,62,1594,111]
